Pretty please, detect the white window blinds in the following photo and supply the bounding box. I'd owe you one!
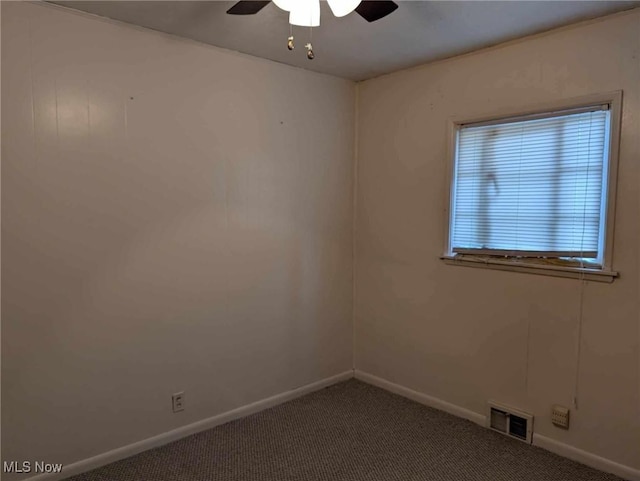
[450,107,610,262]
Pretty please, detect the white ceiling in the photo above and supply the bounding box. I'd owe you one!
[53,1,640,81]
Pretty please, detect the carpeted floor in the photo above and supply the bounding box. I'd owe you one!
[64,379,625,481]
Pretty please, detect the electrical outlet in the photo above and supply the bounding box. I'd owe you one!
[551,404,569,429]
[172,392,185,413]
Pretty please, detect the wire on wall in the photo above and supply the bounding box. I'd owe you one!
[573,113,594,411]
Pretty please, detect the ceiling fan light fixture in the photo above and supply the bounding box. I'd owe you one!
[327,0,361,17]
[289,0,320,27]
[272,0,295,12]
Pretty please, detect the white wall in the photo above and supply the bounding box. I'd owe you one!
[355,9,639,471]
[1,3,354,478]
[3,1,639,479]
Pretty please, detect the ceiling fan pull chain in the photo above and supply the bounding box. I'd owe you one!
[306,26,314,60]
[287,24,294,50]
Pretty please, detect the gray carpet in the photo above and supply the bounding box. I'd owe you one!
[64,379,625,481]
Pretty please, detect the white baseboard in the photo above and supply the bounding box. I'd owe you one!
[533,434,640,481]
[355,370,640,481]
[354,370,486,426]
[24,370,354,481]
[22,369,638,481]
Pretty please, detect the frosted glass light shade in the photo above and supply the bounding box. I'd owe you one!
[327,0,361,17]
[272,0,296,12]
[289,0,320,27]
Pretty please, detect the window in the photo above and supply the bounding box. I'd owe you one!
[443,92,621,282]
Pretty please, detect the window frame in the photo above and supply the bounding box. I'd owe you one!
[441,91,622,283]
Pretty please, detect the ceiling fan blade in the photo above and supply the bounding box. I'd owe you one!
[355,0,398,22]
[226,1,271,15]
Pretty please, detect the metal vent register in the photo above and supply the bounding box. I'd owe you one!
[488,401,534,443]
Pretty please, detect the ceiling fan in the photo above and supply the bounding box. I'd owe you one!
[227,0,399,24]
[227,0,398,59]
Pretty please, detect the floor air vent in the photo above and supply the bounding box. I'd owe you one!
[488,401,533,444]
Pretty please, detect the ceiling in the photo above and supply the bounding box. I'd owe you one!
[52,1,640,81]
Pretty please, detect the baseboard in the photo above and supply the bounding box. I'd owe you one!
[355,370,640,481]
[533,434,640,481]
[353,370,486,426]
[23,370,354,481]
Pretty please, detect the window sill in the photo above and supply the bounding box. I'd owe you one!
[440,255,618,283]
